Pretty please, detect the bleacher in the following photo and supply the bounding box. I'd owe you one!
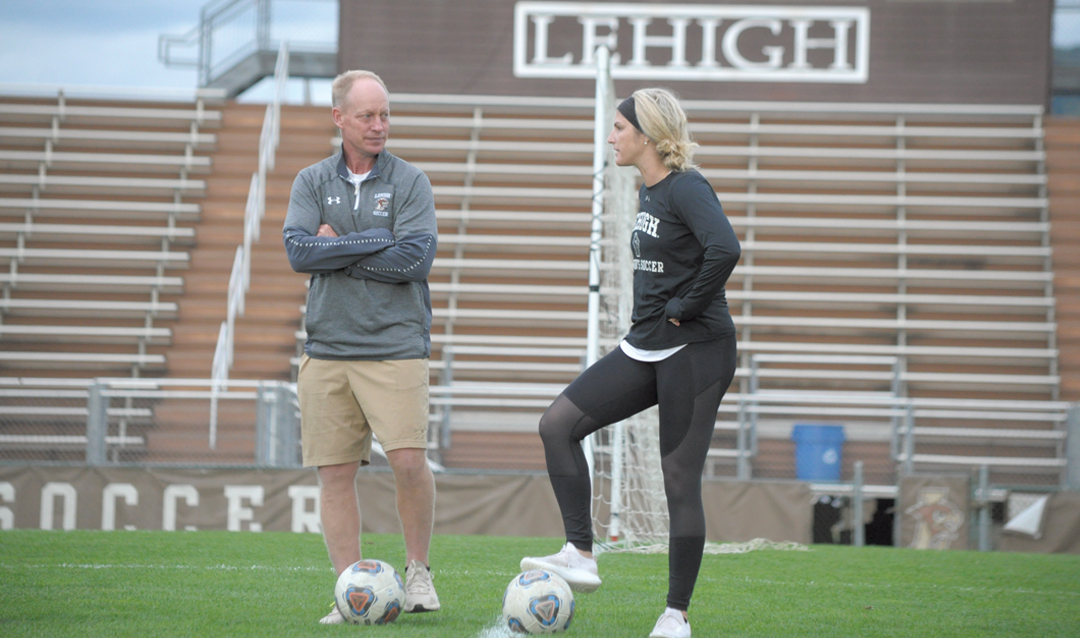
[0,89,224,461]
[294,95,1064,480]
[0,91,221,381]
[0,87,1070,483]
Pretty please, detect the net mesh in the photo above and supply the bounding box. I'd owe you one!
[588,72,670,549]
[585,70,805,556]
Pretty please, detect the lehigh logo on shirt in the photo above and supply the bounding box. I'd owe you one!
[634,211,660,238]
[373,192,391,216]
[632,212,663,273]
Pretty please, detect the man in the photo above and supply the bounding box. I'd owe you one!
[283,70,440,624]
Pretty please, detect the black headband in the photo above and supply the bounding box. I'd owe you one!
[616,96,642,133]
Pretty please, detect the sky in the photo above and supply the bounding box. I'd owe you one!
[0,1,1079,102]
[0,0,335,103]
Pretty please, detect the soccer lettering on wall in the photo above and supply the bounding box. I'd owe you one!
[514,2,870,82]
[0,469,326,532]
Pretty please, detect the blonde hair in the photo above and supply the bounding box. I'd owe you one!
[632,88,698,172]
[331,70,388,109]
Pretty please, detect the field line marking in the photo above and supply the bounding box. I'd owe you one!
[0,562,331,573]
[719,575,1080,598]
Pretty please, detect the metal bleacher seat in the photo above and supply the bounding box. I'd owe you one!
[0,173,206,196]
[0,272,183,294]
[0,149,212,174]
[0,125,216,150]
[0,196,201,221]
[0,222,195,245]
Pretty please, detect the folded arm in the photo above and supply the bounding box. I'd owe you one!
[344,169,438,284]
[344,232,437,283]
[283,224,395,274]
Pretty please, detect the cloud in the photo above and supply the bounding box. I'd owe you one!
[0,23,197,88]
[0,0,204,33]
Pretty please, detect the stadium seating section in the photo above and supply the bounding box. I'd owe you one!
[0,91,1074,485]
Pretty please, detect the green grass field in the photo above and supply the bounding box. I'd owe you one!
[1,530,1078,637]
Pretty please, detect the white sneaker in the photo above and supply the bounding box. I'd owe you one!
[404,560,441,612]
[649,608,691,638]
[520,542,602,593]
[319,603,345,625]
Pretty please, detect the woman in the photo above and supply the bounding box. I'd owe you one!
[520,88,741,638]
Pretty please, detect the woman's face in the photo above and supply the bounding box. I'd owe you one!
[608,110,648,167]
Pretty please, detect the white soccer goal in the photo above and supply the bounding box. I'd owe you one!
[583,49,810,556]
[585,47,670,551]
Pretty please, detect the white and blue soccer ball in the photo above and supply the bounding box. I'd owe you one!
[502,569,575,634]
[334,559,405,625]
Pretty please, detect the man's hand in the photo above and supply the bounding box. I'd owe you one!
[317,224,339,238]
[668,318,681,326]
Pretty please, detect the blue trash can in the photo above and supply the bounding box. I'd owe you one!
[791,424,845,481]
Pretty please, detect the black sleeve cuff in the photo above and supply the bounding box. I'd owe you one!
[664,297,685,320]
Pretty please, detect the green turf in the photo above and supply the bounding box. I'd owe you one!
[1,530,1077,637]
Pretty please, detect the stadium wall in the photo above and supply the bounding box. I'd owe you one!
[339,0,1052,105]
[0,465,812,544]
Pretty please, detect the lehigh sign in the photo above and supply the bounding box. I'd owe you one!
[513,2,870,83]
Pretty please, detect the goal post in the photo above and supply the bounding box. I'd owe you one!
[586,47,670,550]
[583,50,820,557]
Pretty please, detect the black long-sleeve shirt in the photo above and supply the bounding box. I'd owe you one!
[626,169,742,350]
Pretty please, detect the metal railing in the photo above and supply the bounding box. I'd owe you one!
[0,83,226,103]
[209,42,288,446]
[158,0,336,95]
[0,378,300,467]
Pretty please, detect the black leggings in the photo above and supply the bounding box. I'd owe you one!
[538,334,737,611]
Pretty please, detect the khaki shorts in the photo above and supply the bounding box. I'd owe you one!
[297,354,430,467]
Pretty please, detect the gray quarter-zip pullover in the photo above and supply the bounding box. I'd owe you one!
[283,148,438,360]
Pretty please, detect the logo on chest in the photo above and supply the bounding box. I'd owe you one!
[327,196,341,205]
[633,211,660,239]
[373,192,392,217]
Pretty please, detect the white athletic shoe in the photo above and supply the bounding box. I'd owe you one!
[404,560,441,612]
[649,608,691,638]
[319,603,345,625]
[519,542,602,593]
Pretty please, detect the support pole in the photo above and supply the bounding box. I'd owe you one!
[584,45,612,483]
[977,464,991,552]
[85,382,107,466]
[853,460,865,547]
[1067,403,1080,490]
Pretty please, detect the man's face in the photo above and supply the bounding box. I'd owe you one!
[333,78,389,159]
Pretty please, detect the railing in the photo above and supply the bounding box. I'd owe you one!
[0,378,300,467]
[0,83,226,103]
[209,42,288,447]
[158,0,336,93]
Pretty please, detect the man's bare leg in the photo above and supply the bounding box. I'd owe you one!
[317,461,362,576]
[384,447,435,565]
[385,447,439,612]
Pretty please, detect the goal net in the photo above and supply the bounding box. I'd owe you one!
[586,48,669,551]
[583,49,800,556]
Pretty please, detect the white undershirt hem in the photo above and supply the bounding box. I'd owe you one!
[619,340,687,362]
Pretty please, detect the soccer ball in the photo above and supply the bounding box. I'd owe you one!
[334,559,405,625]
[502,569,575,634]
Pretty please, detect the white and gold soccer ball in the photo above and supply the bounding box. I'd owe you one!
[502,569,575,634]
[334,559,405,625]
